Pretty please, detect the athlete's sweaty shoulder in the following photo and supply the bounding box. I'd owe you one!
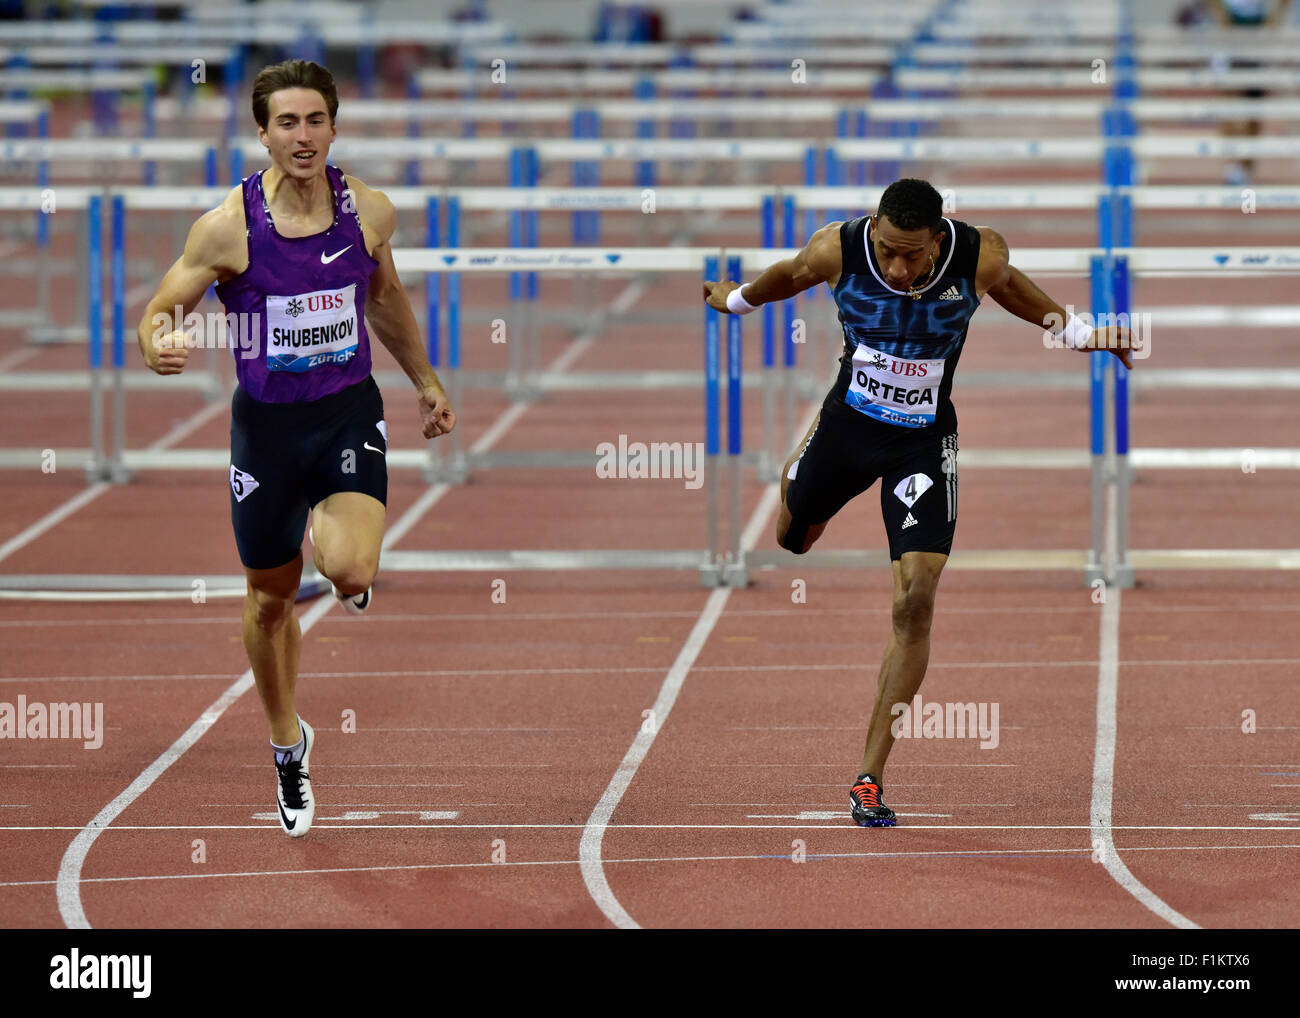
[344,174,396,253]
[802,220,845,289]
[973,225,1010,299]
[188,185,248,281]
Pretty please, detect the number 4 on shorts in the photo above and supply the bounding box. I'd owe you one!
[893,472,933,509]
[230,465,260,503]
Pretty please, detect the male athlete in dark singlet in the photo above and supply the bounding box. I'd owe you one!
[704,179,1132,827]
[137,60,455,837]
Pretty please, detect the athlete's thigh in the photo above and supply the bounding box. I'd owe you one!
[784,408,880,526]
[305,376,388,519]
[879,430,958,562]
[311,490,385,564]
[229,390,311,571]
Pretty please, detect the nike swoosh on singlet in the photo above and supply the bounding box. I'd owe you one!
[363,442,384,454]
[320,245,353,264]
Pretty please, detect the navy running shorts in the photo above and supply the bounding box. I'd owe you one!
[229,375,388,570]
[785,402,958,561]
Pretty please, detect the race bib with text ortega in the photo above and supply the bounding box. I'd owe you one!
[266,284,359,373]
[844,342,946,428]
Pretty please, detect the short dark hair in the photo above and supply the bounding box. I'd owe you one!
[251,60,338,130]
[877,178,944,234]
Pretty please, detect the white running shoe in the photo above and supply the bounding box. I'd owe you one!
[274,718,315,838]
[333,585,371,614]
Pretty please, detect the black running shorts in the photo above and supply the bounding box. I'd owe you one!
[229,375,388,570]
[785,402,958,561]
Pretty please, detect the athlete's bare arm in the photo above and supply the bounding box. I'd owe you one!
[349,176,455,439]
[979,226,1134,369]
[702,221,844,312]
[136,188,247,375]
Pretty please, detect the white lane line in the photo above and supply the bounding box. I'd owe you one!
[0,347,40,371]
[10,657,1300,682]
[0,397,228,567]
[53,274,654,930]
[1091,489,1199,930]
[21,823,1300,832]
[8,601,1299,628]
[16,841,1300,891]
[580,405,817,930]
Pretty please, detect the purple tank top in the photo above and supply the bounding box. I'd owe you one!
[215,164,379,403]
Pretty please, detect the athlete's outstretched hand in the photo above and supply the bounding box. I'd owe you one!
[418,384,456,439]
[702,280,743,314]
[144,329,190,375]
[1086,326,1136,370]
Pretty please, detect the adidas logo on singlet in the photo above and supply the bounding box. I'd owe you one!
[901,512,918,530]
[938,285,962,300]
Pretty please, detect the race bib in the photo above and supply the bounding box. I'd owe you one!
[266,284,358,373]
[844,342,945,428]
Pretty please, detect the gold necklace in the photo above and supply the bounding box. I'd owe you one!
[907,254,937,301]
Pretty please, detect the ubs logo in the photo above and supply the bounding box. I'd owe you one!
[286,297,304,318]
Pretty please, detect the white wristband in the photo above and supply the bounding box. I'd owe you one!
[1052,313,1093,351]
[726,285,758,315]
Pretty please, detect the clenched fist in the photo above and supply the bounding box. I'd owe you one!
[144,329,190,375]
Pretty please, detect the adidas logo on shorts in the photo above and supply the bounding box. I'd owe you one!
[938,285,962,301]
[901,512,918,530]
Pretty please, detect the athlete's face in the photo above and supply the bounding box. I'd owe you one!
[872,215,944,291]
[259,88,335,179]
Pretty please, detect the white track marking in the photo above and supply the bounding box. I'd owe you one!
[9,657,1300,683]
[0,346,39,371]
[579,405,816,930]
[54,275,652,929]
[0,398,228,567]
[1090,490,1199,930]
[7,601,1299,628]
[19,823,1300,833]
[15,842,1300,891]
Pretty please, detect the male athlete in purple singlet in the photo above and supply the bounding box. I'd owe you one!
[137,60,455,838]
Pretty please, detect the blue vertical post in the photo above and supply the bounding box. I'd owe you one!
[405,74,421,187]
[89,196,102,374]
[230,146,244,186]
[204,146,217,187]
[782,194,797,371]
[426,196,440,368]
[635,75,655,188]
[760,194,776,477]
[525,145,538,303]
[760,196,775,374]
[1089,255,1107,460]
[508,147,522,305]
[726,254,743,459]
[448,197,461,372]
[36,109,50,249]
[704,253,721,579]
[704,255,720,459]
[1111,255,1130,458]
[854,107,868,186]
[142,80,156,186]
[111,194,125,371]
[87,194,104,478]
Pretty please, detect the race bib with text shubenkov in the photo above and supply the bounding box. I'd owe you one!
[845,342,946,428]
[266,284,358,373]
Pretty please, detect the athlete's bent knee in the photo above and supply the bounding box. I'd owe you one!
[778,516,813,555]
[245,588,296,634]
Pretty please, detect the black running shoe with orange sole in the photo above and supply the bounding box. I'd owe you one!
[849,772,897,827]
